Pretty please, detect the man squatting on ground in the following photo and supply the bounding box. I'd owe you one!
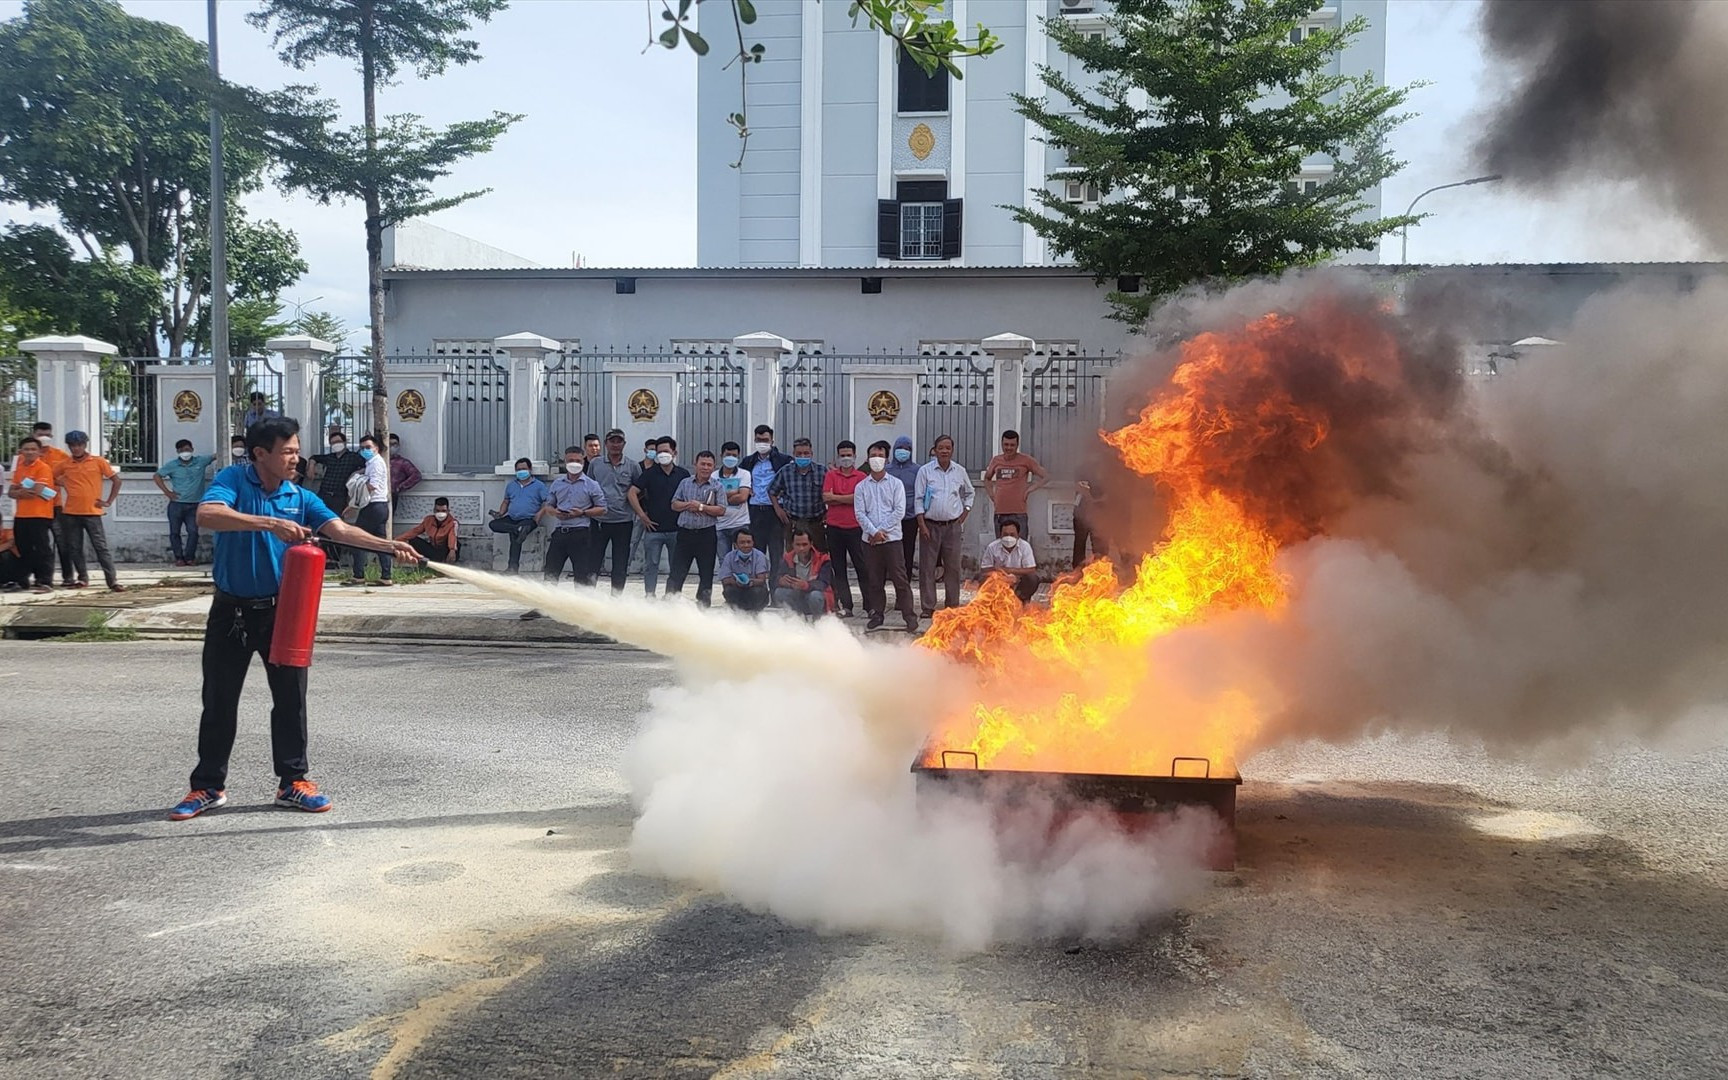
[168,417,422,822]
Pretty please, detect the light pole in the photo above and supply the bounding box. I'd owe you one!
[1400,174,1502,264]
[288,295,324,325]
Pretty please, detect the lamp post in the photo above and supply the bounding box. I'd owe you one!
[1400,174,1502,264]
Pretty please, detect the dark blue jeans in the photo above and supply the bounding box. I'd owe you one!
[167,500,200,561]
[349,502,392,580]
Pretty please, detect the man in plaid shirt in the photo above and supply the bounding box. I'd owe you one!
[768,437,828,552]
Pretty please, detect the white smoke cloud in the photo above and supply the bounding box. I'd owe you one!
[430,566,1217,949]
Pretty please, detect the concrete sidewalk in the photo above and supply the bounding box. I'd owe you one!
[0,564,613,647]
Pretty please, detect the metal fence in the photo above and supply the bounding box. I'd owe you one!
[101,358,158,467]
[1024,351,1118,477]
[778,351,851,459]
[0,356,35,454]
[918,347,994,470]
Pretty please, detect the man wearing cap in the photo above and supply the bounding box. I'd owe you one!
[52,431,124,592]
[168,415,422,822]
[587,428,642,593]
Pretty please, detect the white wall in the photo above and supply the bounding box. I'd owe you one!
[382,220,538,270]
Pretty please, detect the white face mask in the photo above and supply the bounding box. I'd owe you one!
[232,446,246,459]
[433,511,449,521]
[329,441,346,453]
[867,456,886,473]
[178,450,194,462]
[754,442,771,455]
[1001,535,1019,549]
[655,451,674,466]
[837,456,855,469]
[565,461,584,475]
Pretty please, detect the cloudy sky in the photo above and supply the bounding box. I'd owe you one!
[0,0,1711,336]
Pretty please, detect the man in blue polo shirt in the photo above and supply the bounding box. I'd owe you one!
[488,457,549,573]
[168,416,421,822]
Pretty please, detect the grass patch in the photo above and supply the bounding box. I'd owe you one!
[324,563,438,586]
[58,611,140,642]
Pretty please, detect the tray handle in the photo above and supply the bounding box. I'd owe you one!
[1171,756,1212,778]
[940,750,981,770]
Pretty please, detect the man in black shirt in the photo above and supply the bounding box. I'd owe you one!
[308,428,364,514]
[627,435,690,597]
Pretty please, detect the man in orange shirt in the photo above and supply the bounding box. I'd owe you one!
[52,430,125,592]
[0,512,28,590]
[24,421,75,586]
[6,436,58,592]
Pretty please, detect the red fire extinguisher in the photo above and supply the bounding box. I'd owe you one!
[269,540,327,668]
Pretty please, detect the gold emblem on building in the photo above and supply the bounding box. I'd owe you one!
[866,389,901,425]
[395,388,427,422]
[908,123,935,161]
[627,387,660,422]
[172,389,202,422]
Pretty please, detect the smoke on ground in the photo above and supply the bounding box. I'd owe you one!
[428,565,1215,948]
[1472,0,1728,250]
[1110,273,1728,755]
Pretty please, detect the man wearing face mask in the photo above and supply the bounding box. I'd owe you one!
[488,458,549,573]
[667,449,726,606]
[154,439,216,566]
[627,436,690,596]
[914,434,975,616]
[820,439,867,618]
[387,434,422,511]
[739,424,791,559]
[342,434,393,586]
[398,496,459,563]
[587,429,642,594]
[854,439,917,633]
[980,518,1040,604]
[714,440,753,555]
[886,434,922,589]
[307,428,364,523]
[231,435,249,463]
[542,447,607,586]
[768,437,827,553]
[23,422,73,587]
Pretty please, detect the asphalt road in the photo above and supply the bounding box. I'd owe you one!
[2,640,1725,1079]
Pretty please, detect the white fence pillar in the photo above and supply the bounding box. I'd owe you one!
[149,362,219,463]
[23,335,113,453]
[493,331,557,473]
[383,364,452,474]
[266,335,336,436]
[982,332,1034,446]
[734,330,791,439]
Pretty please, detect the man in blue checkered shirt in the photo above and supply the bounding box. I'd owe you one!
[768,437,828,552]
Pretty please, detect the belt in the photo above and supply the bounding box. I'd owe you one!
[214,589,276,609]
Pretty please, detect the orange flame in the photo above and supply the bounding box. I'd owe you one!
[917,313,1331,778]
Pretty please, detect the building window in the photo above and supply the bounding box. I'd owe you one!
[900,202,945,259]
[1284,169,1333,197]
[1062,177,1102,205]
[897,47,949,113]
[1289,20,1332,44]
[877,180,962,261]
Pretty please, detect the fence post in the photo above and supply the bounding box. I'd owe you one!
[982,332,1034,447]
[22,335,115,453]
[148,361,219,465]
[733,331,791,439]
[267,335,336,434]
[382,363,451,474]
[492,331,557,472]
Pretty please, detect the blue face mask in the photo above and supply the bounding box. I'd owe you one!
[794,456,813,467]
[721,455,739,469]
[515,469,531,481]
[893,448,912,463]
[359,448,375,460]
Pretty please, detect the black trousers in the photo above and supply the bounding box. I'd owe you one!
[669,526,718,604]
[409,537,454,563]
[592,519,634,591]
[722,581,769,611]
[487,515,538,572]
[1073,511,1101,567]
[63,513,119,586]
[14,518,54,587]
[52,507,73,582]
[747,504,783,558]
[861,537,916,621]
[191,596,310,792]
[826,524,866,613]
[544,526,594,584]
[900,517,919,584]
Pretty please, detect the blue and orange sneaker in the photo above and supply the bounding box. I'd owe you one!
[169,789,227,821]
[274,779,332,813]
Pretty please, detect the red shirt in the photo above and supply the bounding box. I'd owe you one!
[821,468,865,530]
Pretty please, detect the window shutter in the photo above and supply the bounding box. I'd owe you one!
[940,198,963,260]
[878,200,899,259]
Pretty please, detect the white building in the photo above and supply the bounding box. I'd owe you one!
[696,0,1388,268]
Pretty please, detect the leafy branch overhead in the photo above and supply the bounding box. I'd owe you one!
[650,0,1001,165]
[1014,0,1415,323]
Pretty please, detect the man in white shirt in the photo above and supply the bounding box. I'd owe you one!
[980,519,1039,605]
[343,434,393,586]
[854,439,917,633]
[913,433,975,615]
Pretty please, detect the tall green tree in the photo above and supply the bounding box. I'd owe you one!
[1014,0,1413,323]
[0,0,306,355]
[247,0,520,447]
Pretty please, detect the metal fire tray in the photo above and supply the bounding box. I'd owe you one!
[911,751,1242,870]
